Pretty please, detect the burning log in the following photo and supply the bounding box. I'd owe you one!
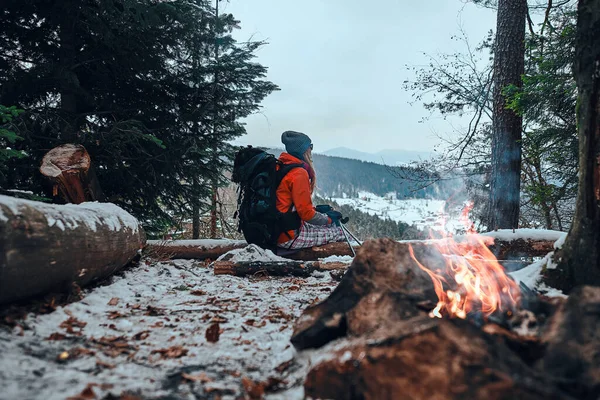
[0,195,145,304]
[213,260,348,277]
[292,238,579,399]
[40,144,105,204]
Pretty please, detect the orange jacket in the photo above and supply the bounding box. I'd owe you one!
[276,153,317,243]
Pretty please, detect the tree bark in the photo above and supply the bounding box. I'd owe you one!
[40,144,105,204]
[0,195,145,304]
[552,0,600,290]
[487,0,527,230]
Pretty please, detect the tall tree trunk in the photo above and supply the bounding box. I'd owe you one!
[210,0,220,239]
[487,0,527,230]
[192,177,200,239]
[58,16,79,142]
[553,0,600,290]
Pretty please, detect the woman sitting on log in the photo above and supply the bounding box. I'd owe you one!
[277,130,346,250]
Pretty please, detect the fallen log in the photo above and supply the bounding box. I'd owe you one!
[0,195,145,304]
[213,260,349,277]
[40,144,105,203]
[146,233,559,262]
[145,239,248,261]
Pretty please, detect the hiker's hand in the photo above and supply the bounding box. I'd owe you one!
[325,210,344,226]
[315,204,333,214]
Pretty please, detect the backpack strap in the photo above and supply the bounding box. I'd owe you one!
[275,162,304,187]
[275,161,304,236]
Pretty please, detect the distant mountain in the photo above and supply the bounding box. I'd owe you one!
[321,147,431,166]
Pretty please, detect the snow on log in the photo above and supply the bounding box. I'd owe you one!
[40,144,105,203]
[0,195,145,304]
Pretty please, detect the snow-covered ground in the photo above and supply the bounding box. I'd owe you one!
[331,191,466,233]
[0,197,570,399]
[0,256,344,400]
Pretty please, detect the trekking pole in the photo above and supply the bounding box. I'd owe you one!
[339,223,356,257]
[342,223,362,247]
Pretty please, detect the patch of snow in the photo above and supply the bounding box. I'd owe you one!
[0,258,338,399]
[216,244,289,262]
[481,229,566,242]
[536,283,568,298]
[5,189,34,194]
[553,233,567,249]
[0,194,140,233]
[509,253,566,297]
[319,255,353,263]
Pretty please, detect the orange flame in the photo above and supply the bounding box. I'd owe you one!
[409,202,520,319]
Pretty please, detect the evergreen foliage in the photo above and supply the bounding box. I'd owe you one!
[0,0,277,226]
[0,105,25,180]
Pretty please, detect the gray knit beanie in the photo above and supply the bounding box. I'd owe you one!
[281,130,312,160]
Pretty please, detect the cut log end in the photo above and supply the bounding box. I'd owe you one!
[40,144,91,177]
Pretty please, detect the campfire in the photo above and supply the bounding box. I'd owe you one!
[290,213,600,400]
[408,203,520,321]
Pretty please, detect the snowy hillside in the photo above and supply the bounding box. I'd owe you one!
[330,191,467,234]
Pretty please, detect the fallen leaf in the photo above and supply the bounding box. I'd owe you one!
[242,376,265,399]
[151,345,188,359]
[227,370,241,377]
[275,359,293,373]
[181,372,213,383]
[47,332,67,341]
[108,297,120,306]
[205,323,220,343]
[244,319,266,328]
[60,316,87,335]
[70,347,96,358]
[107,311,124,320]
[66,384,96,400]
[132,331,150,341]
[57,351,70,361]
[145,305,165,316]
[96,359,116,369]
[190,290,206,296]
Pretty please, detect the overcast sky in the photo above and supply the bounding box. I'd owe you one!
[222,0,497,154]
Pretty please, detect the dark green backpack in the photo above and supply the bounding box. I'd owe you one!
[232,146,303,250]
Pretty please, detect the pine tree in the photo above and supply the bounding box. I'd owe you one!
[0,0,277,230]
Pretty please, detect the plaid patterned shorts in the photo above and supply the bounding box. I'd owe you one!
[279,222,346,249]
